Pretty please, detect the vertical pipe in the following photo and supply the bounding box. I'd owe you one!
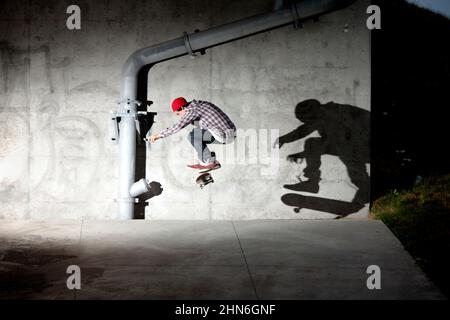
[117,74,138,220]
[118,115,137,219]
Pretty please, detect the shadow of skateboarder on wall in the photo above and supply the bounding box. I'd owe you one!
[274,99,370,218]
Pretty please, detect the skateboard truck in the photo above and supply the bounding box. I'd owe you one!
[196,172,214,189]
[192,160,220,189]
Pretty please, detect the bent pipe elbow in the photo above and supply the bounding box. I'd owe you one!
[119,0,356,84]
[129,178,152,198]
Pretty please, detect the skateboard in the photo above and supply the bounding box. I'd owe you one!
[194,163,221,189]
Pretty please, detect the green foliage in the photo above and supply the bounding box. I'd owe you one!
[371,174,450,297]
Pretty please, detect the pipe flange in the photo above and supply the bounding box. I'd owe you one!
[118,99,142,106]
[116,197,136,203]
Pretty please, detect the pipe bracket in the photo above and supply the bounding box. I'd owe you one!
[116,197,136,203]
[183,32,197,59]
[117,98,142,115]
[289,1,303,29]
[118,98,142,106]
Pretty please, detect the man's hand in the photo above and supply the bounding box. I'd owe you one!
[287,155,296,163]
[273,138,284,149]
[287,152,305,164]
[145,134,161,143]
[287,155,303,164]
[150,134,161,143]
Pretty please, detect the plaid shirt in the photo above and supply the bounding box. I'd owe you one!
[159,100,236,143]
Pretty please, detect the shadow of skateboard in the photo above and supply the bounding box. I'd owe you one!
[281,193,365,218]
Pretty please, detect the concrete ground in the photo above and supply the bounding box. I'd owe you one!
[0,219,444,300]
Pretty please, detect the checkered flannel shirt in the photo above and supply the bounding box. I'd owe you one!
[159,100,236,143]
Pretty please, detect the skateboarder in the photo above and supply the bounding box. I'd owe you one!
[147,97,237,170]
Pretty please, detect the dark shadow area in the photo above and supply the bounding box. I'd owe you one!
[134,65,162,219]
[0,248,77,299]
[371,0,450,199]
[276,99,370,216]
[371,0,450,299]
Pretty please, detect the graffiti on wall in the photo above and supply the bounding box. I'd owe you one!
[0,41,115,216]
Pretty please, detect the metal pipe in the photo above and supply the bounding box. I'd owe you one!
[116,0,356,219]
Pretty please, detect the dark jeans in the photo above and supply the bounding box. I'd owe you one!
[187,128,224,163]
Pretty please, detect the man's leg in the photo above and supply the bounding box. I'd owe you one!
[302,138,323,183]
[344,158,370,204]
[187,128,216,164]
[283,137,324,193]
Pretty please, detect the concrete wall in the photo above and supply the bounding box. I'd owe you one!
[0,0,371,220]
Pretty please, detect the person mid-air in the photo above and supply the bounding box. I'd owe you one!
[148,97,237,171]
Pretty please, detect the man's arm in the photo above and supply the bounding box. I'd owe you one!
[273,125,314,148]
[149,109,197,142]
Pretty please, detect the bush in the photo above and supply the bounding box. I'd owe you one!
[371,174,450,298]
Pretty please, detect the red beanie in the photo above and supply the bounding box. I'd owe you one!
[171,97,188,112]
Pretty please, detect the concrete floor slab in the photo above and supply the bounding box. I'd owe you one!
[0,260,78,300]
[78,220,245,267]
[0,219,444,299]
[75,266,256,300]
[0,220,82,244]
[0,220,83,300]
[250,265,443,300]
[233,220,414,268]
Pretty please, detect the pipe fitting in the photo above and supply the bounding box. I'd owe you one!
[129,178,152,198]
